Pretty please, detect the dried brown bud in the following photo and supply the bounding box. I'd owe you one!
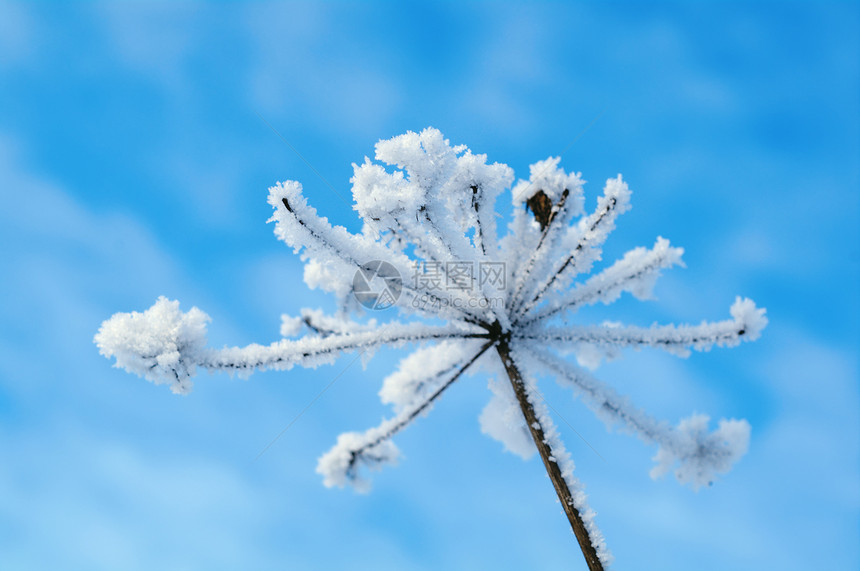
[526,190,553,231]
[526,188,569,231]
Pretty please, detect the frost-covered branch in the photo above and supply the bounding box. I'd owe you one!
[469,184,488,255]
[199,323,487,376]
[508,180,581,315]
[522,237,684,324]
[270,180,398,280]
[97,297,487,393]
[282,308,378,338]
[317,340,494,491]
[497,340,610,570]
[390,213,496,322]
[379,340,481,412]
[525,176,632,313]
[524,297,767,357]
[352,130,514,324]
[522,343,751,489]
[504,159,584,310]
[272,180,483,323]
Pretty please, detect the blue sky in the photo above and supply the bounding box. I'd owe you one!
[0,1,858,569]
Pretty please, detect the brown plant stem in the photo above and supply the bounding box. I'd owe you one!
[495,336,605,571]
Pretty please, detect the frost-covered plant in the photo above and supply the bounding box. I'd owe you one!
[95,128,766,570]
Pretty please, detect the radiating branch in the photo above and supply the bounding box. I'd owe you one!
[524,176,631,315]
[509,188,575,315]
[391,214,493,323]
[272,182,486,323]
[317,340,495,490]
[523,297,766,357]
[201,323,489,374]
[379,340,482,413]
[521,237,683,324]
[521,343,751,489]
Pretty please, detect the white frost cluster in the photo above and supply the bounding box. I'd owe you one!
[378,341,473,413]
[97,128,767,566]
[94,296,210,394]
[479,377,535,460]
[512,156,584,208]
[650,415,751,489]
[316,432,400,493]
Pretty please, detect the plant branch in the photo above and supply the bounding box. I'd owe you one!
[495,336,605,571]
[509,189,571,315]
[344,340,495,475]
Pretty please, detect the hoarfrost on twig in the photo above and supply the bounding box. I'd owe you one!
[96,127,766,569]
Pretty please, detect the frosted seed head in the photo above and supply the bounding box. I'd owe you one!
[374,127,455,186]
[730,297,768,341]
[94,296,209,394]
[512,157,584,213]
[316,432,400,493]
[351,158,421,224]
[650,414,751,489]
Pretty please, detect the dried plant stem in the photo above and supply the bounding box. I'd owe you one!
[496,337,604,571]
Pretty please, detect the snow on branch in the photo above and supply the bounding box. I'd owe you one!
[269,179,393,280]
[526,297,767,357]
[525,175,632,310]
[378,340,480,413]
[94,296,209,394]
[353,129,514,324]
[355,128,512,264]
[317,340,494,491]
[283,308,378,338]
[270,178,485,323]
[200,322,486,376]
[99,297,487,392]
[508,161,585,316]
[523,237,684,323]
[506,343,612,567]
[523,344,750,489]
